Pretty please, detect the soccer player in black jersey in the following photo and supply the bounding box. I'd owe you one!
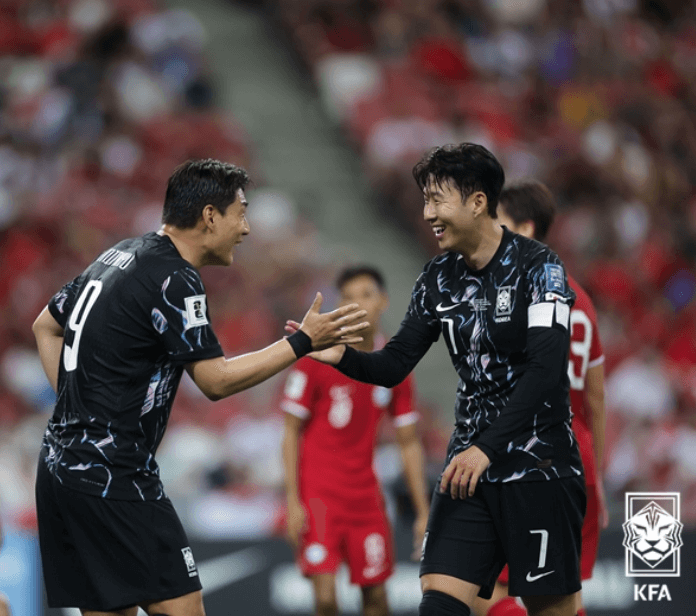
[31,159,369,616]
[286,144,586,616]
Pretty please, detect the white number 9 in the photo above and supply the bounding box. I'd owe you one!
[63,281,103,372]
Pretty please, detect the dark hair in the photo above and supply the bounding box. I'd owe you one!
[162,159,251,228]
[498,180,557,242]
[335,266,386,292]
[412,143,505,217]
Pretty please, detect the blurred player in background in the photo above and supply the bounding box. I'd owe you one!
[476,180,607,616]
[286,144,585,616]
[282,266,430,616]
[31,159,368,616]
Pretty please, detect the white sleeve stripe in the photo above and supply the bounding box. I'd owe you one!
[588,355,605,368]
[528,302,555,328]
[555,301,570,329]
[280,400,311,419]
[393,411,419,427]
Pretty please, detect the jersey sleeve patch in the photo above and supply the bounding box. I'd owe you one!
[184,295,209,327]
[544,264,566,293]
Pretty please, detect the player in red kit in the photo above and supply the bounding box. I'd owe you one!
[474,181,607,616]
[281,266,431,616]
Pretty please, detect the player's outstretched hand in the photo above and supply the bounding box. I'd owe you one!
[439,446,491,499]
[286,293,368,364]
[285,319,347,365]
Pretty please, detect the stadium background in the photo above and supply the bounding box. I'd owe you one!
[0,0,695,613]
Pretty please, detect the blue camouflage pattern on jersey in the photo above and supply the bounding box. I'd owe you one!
[41,234,223,500]
[407,230,582,482]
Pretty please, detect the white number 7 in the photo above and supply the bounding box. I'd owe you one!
[64,281,103,372]
[529,529,549,568]
[441,317,458,354]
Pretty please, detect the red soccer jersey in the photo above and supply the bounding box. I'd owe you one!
[281,357,417,515]
[567,275,604,486]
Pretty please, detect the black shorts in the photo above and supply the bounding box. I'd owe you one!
[35,461,202,611]
[420,476,585,599]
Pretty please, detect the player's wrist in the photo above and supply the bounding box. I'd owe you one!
[287,330,313,358]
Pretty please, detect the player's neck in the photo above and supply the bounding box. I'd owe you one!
[457,219,503,271]
[158,226,206,269]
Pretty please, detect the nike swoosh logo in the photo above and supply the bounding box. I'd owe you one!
[526,570,555,582]
[436,303,459,312]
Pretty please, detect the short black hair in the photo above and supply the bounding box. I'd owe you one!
[498,180,557,242]
[162,159,251,229]
[335,266,386,292]
[412,143,505,217]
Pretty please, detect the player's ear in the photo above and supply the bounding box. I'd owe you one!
[472,192,487,217]
[201,204,216,229]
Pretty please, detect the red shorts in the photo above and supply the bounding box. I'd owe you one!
[298,495,394,587]
[498,483,599,585]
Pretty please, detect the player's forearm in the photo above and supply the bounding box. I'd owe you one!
[399,439,430,517]
[32,307,64,393]
[193,339,297,400]
[337,317,435,387]
[475,327,568,460]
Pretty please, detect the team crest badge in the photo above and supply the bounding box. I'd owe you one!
[495,286,512,319]
[623,492,683,577]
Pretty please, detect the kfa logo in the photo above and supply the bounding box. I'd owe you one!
[623,492,683,578]
[494,286,512,321]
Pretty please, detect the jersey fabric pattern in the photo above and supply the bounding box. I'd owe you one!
[281,357,417,513]
[567,275,604,487]
[407,228,581,482]
[41,232,224,501]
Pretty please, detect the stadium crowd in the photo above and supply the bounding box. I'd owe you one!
[0,0,695,548]
[271,0,696,521]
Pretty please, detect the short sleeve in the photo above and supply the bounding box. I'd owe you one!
[525,249,575,332]
[48,276,82,329]
[389,373,418,428]
[151,267,223,364]
[280,359,316,420]
[406,270,439,328]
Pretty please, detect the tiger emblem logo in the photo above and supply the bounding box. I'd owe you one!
[623,501,683,569]
[495,286,512,320]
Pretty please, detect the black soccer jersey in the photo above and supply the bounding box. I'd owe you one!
[337,227,583,483]
[41,232,224,500]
